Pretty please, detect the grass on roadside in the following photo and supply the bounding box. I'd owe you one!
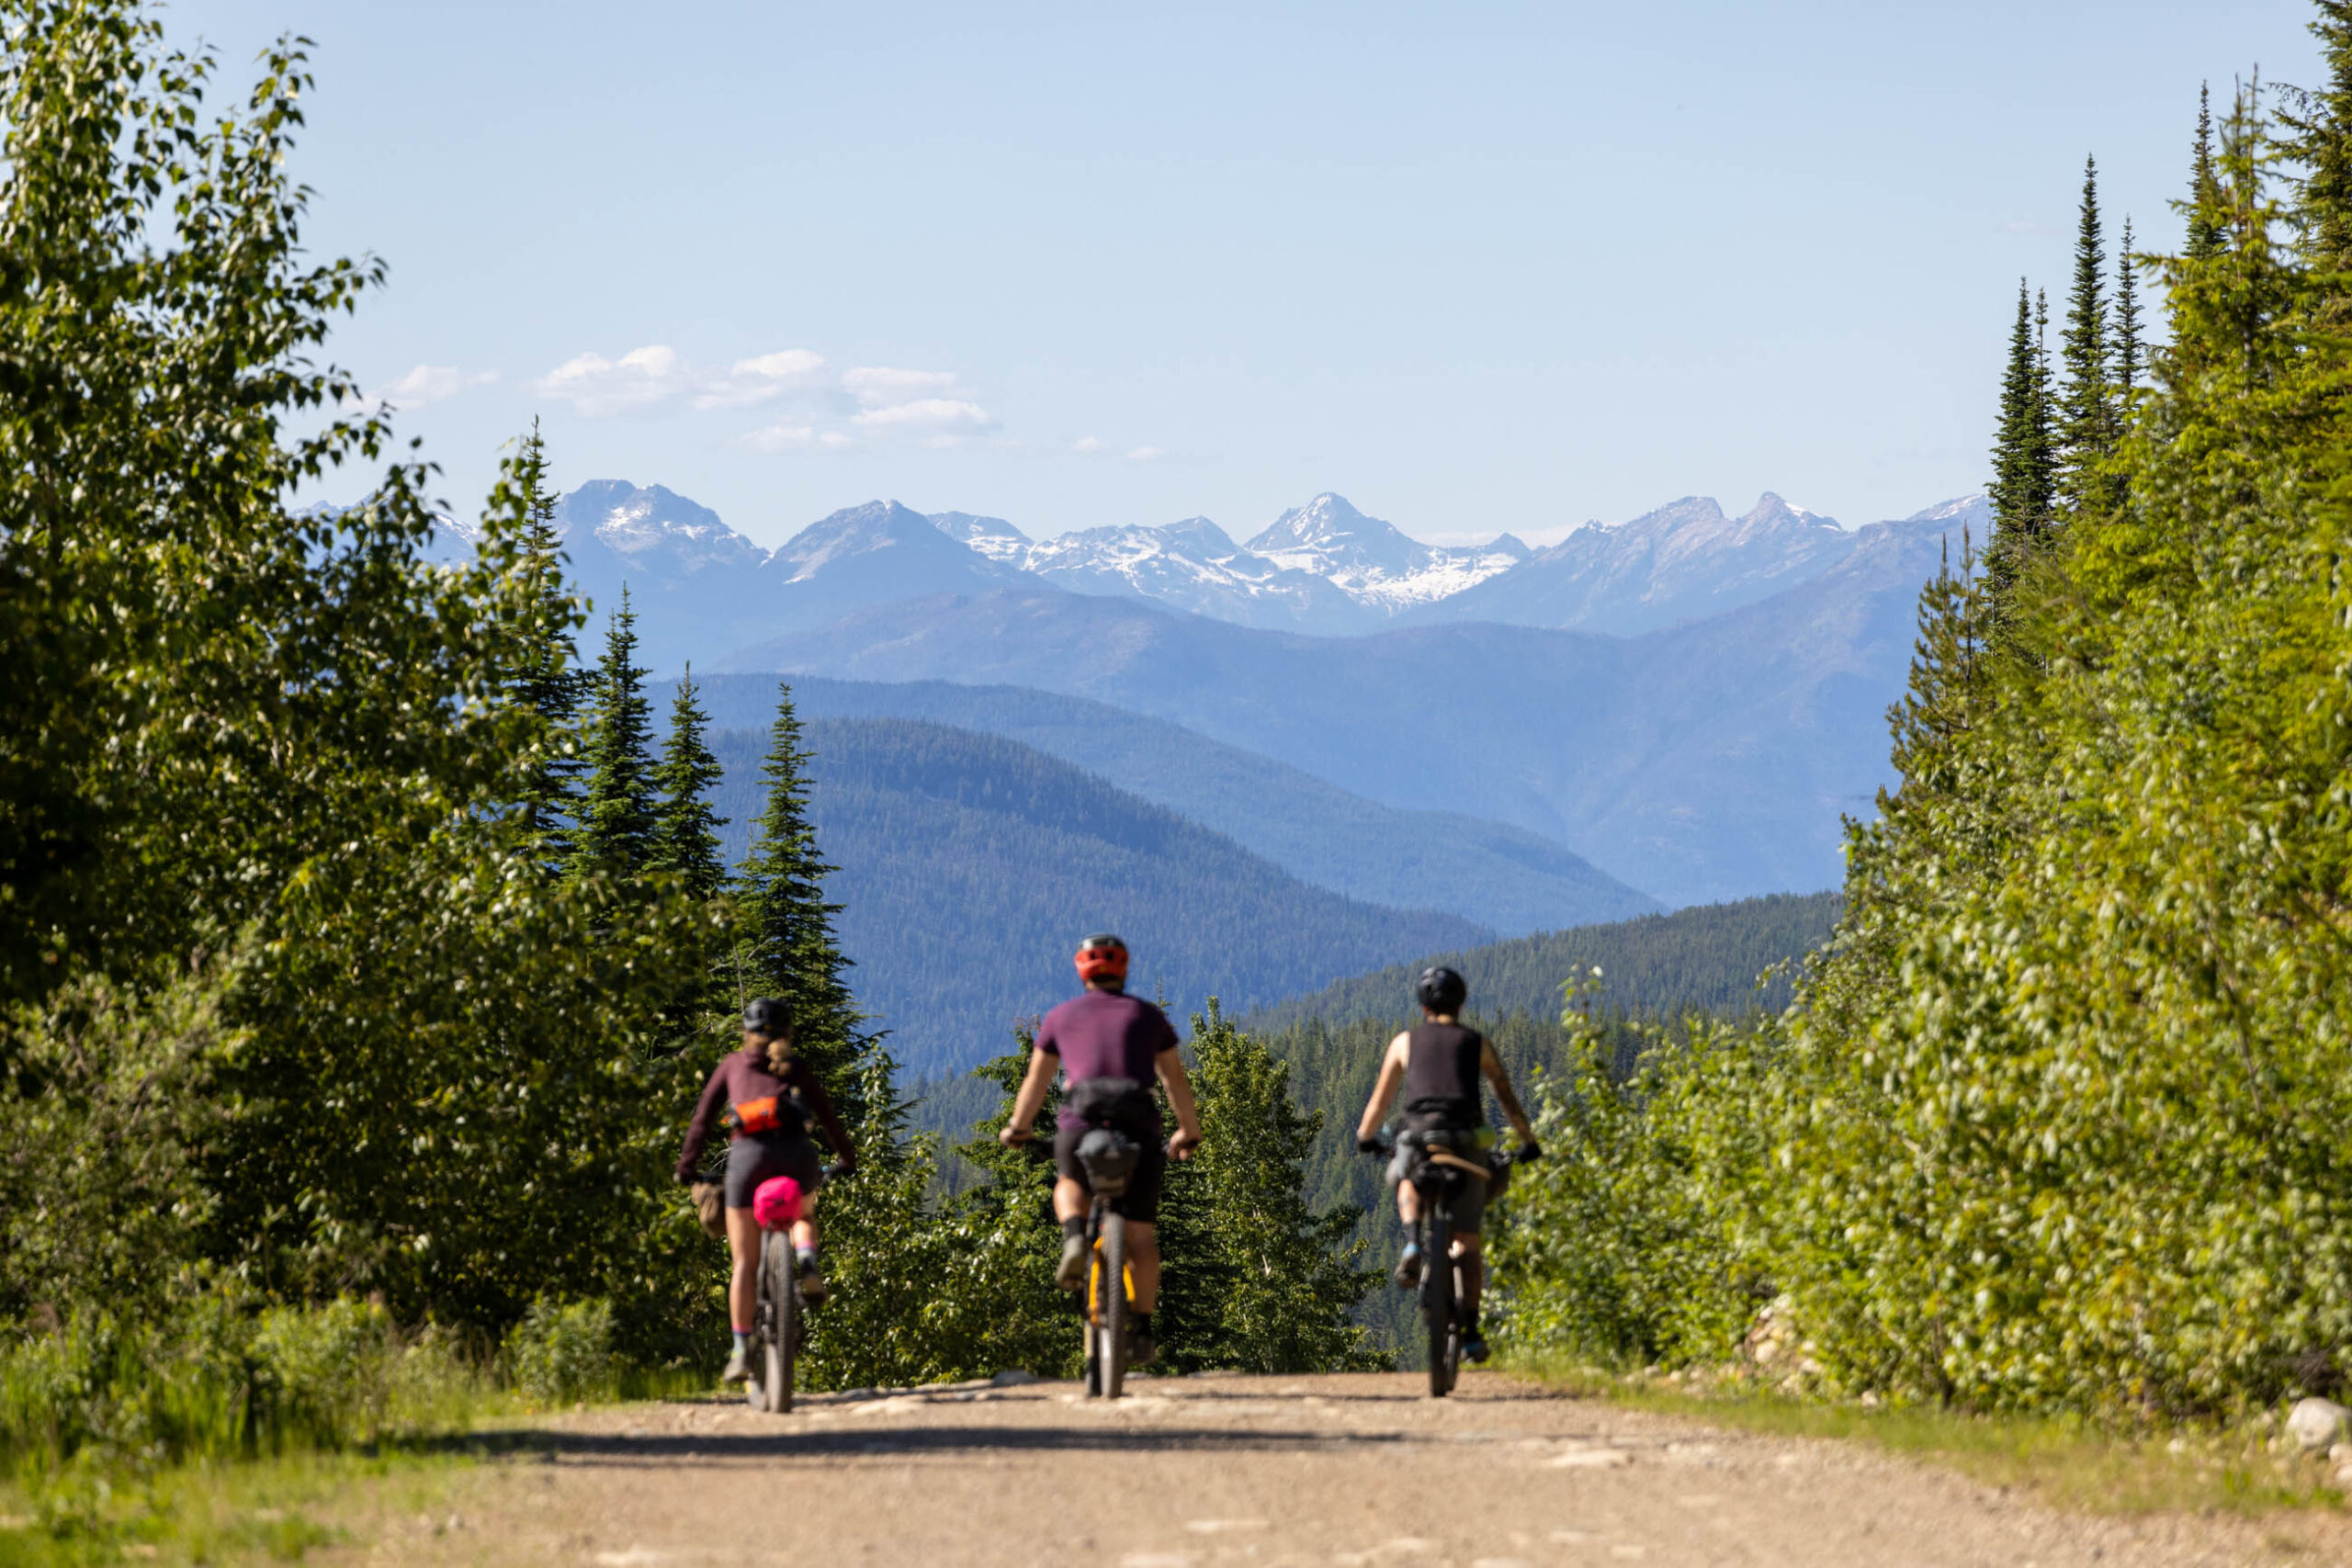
[1510,1355,2348,1516]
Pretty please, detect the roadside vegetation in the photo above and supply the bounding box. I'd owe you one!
[1492,0,2352,1447]
[0,6,1383,1556]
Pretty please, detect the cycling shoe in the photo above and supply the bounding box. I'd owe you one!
[1056,1235,1090,1292]
[721,1346,751,1382]
[797,1256,827,1304]
[1462,1333,1490,1364]
[1128,1327,1158,1367]
[1393,1247,1422,1289]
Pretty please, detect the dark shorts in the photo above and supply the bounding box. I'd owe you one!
[1053,1122,1166,1224]
[723,1130,824,1210]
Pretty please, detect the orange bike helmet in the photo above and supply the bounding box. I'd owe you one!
[1074,932,1130,984]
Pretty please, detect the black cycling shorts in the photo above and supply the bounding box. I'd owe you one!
[723,1129,824,1210]
[1053,1122,1166,1224]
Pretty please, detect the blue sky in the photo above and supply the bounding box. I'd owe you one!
[176,1,2316,547]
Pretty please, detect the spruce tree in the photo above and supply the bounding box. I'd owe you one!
[733,682,862,1100]
[574,586,660,880]
[650,665,728,901]
[2056,156,2116,518]
[1985,281,2057,604]
[2113,217,2143,400]
[2281,2,2352,323]
[2188,84,2225,262]
[508,423,591,872]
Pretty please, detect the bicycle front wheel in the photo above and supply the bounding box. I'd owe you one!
[1099,1211,1127,1400]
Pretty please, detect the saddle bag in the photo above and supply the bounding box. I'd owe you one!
[1075,1126,1140,1199]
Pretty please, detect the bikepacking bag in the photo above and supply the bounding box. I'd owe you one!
[727,1094,807,1137]
[1065,1076,1156,1129]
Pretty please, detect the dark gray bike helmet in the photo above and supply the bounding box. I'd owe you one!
[1416,965,1467,1014]
[743,997,793,1037]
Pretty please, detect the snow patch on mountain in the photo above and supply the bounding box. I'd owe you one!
[1246,492,1527,612]
[926,510,1032,565]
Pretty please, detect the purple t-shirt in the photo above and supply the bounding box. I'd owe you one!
[1037,989,1179,1131]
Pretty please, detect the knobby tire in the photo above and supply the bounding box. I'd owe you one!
[1100,1209,1127,1400]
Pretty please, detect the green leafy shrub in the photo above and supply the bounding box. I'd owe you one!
[506,1298,617,1406]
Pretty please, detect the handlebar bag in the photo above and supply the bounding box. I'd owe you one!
[1065,1076,1155,1130]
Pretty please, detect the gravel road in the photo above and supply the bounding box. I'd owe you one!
[338,1371,2351,1567]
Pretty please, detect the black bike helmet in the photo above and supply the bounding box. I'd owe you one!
[743,997,793,1038]
[1416,965,1467,1014]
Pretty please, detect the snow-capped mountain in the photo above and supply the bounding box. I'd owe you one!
[925,511,1031,565]
[1012,515,1369,632]
[1247,492,1530,613]
[1423,492,1864,635]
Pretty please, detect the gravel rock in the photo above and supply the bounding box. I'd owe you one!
[989,1369,1042,1387]
[2288,1397,2350,1453]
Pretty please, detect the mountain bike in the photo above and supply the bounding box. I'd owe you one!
[1368,1126,1511,1398]
[744,1163,844,1416]
[1071,1126,1142,1400]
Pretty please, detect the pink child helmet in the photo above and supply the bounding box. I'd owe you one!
[752,1176,803,1230]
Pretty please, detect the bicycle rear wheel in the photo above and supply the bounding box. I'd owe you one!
[1423,1211,1454,1398]
[770,1235,797,1414]
[1098,1211,1127,1400]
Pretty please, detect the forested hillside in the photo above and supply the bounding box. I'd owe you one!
[705,716,1493,1074]
[1249,891,1841,1034]
[1496,50,2352,1416]
[680,672,1660,933]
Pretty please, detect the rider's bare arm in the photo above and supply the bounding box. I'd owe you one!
[1155,1045,1204,1156]
[1479,1041,1537,1144]
[1000,1044,1059,1145]
[1356,1032,1412,1144]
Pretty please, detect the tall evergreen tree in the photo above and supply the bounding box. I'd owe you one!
[2282,2,2352,311]
[2056,156,2117,516]
[574,587,660,879]
[2188,84,2225,262]
[1985,281,2057,603]
[508,423,591,871]
[733,682,863,1099]
[2113,217,2144,400]
[650,665,728,901]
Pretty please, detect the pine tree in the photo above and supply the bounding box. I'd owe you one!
[2113,217,2143,400]
[2056,156,2117,517]
[650,665,728,901]
[2281,2,2352,323]
[733,682,863,1099]
[1985,281,2057,603]
[2188,84,2225,262]
[508,423,591,871]
[574,587,660,879]
[1170,1002,1385,1372]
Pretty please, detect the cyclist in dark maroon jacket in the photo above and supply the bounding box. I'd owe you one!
[1001,934,1203,1367]
[678,998,857,1383]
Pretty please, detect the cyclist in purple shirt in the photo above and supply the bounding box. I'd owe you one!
[1001,933,1203,1367]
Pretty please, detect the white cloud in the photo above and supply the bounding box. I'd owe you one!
[1124,445,1167,462]
[742,422,854,454]
[368,364,498,411]
[533,344,998,449]
[535,344,695,417]
[851,397,998,434]
[695,349,829,410]
[1071,435,1106,454]
[842,366,960,408]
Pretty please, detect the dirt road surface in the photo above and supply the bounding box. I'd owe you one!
[337,1371,2352,1568]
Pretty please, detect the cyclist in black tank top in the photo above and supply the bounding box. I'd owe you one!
[1354,966,1541,1364]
